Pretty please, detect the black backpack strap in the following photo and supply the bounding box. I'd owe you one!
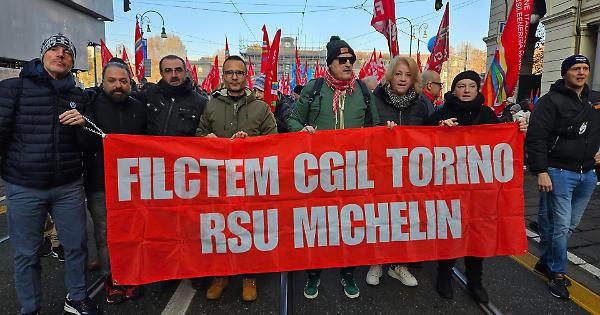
[304,78,325,126]
[356,79,374,126]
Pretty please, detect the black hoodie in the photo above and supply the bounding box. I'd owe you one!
[526,79,600,173]
[0,59,88,188]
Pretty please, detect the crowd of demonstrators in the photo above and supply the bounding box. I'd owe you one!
[365,56,426,288]
[0,33,98,315]
[196,55,277,302]
[252,73,294,133]
[4,32,600,315]
[288,36,380,299]
[526,55,600,299]
[80,59,147,304]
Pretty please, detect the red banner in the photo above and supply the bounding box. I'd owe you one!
[500,0,533,98]
[104,125,527,285]
[134,18,144,82]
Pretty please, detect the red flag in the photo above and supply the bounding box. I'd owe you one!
[134,18,144,82]
[314,59,320,79]
[191,65,199,84]
[302,60,308,84]
[500,0,533,99]
[225,36,230,59]
[285,72,291,95]
[100,39,113,68]
[425,3,449,73]
[371,0,399,57]
[260,25,270,74]
[201,55,220,93]
[121,47,135,79]
[264,29,282,112]
[295,45,302,85]
[279,72,285,94]
[185,57,192,72]
[416,52,422,73]
[247,57,255,90]
[376,52,386,82]
[359,49,377,80]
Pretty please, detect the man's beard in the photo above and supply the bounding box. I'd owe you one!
[109,90,129,102]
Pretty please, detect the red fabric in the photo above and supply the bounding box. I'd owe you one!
[100,39,113,68]
[201,55,219,92]
[302,60,308,84]
[314,59,321,78]
[185,57,192,72]
[426,3,449,73]
[191,65,199,84]
[285,72,291,95]
[376,52,386,82]
[260,25,270,75]
[359,49,377,80]
[416,52,422,73]
[263,29,281,113]
[422,89,436,102]
[134,18,144,82]
[104,124,527,285]
[225,36,230,59]
[295,46,301,84]
[501,0,533,97]
[121,48,135,80]
[247,57,254,90]
[371,0,399,57]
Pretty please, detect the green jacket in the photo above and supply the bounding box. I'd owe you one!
[287,78,380,131]
[196,88,277,138]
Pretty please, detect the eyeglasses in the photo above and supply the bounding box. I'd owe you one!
[336,56,356,65]
[223,70,247,77]
[162,67,184,74]
[429,81,443,86]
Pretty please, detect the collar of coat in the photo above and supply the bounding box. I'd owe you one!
[212,87,257,105]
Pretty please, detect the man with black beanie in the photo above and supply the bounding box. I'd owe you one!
[526,54,600,299]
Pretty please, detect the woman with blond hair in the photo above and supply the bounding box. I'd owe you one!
[365,56,428,287]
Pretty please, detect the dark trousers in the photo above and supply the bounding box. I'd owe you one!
[437,256,483,283]
[307,267,355,278]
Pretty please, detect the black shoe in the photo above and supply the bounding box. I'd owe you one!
[64,294,100,315]
[467,282,489,304]
[534,261,571,286]
[38,237,52,257]
[51,245,65,262]
[436,275,453,299]
[549,274,570,299]
[528,221,539,233]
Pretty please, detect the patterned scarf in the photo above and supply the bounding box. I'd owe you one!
[324,69,356,120]
[384,85,418,110]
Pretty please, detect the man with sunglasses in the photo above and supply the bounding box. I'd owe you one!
[288,36,380,300]
[140,54,207,136]
[420,70,443,116]
[196,55,277,302]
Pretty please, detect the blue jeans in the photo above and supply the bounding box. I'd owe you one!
[537,168,597,274]
[6,178,88,314]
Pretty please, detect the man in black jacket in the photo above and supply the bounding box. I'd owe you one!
[526,54,600,299]
[81,59,147,305]
[139,55,207,136]
[0,33,98,315]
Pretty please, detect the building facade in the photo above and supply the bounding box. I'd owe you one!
[486,0,600,94]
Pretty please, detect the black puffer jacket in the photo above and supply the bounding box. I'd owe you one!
[373,85,428,126]
[526,80,600,173]
[138,78,207,136]
[0,59,88,188]
[80,92,147,193]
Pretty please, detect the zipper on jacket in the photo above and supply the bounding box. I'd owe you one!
[52,95,59,186]
[163,97,175,135]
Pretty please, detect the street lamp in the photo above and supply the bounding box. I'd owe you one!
[396,17,413,57]
[415,23,428,54]
[136,10,168,39]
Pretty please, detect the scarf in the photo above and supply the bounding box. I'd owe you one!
[443,91,485,113]
[383,85,418,110]
[324,70,356,128]
[158,77,192,98]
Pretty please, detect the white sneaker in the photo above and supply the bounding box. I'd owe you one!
[387,265,418,287]
[366,264,383,285]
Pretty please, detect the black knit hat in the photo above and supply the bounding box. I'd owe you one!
[561,54,590,76]
[451,70,481,91]
[326,36,355,66]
